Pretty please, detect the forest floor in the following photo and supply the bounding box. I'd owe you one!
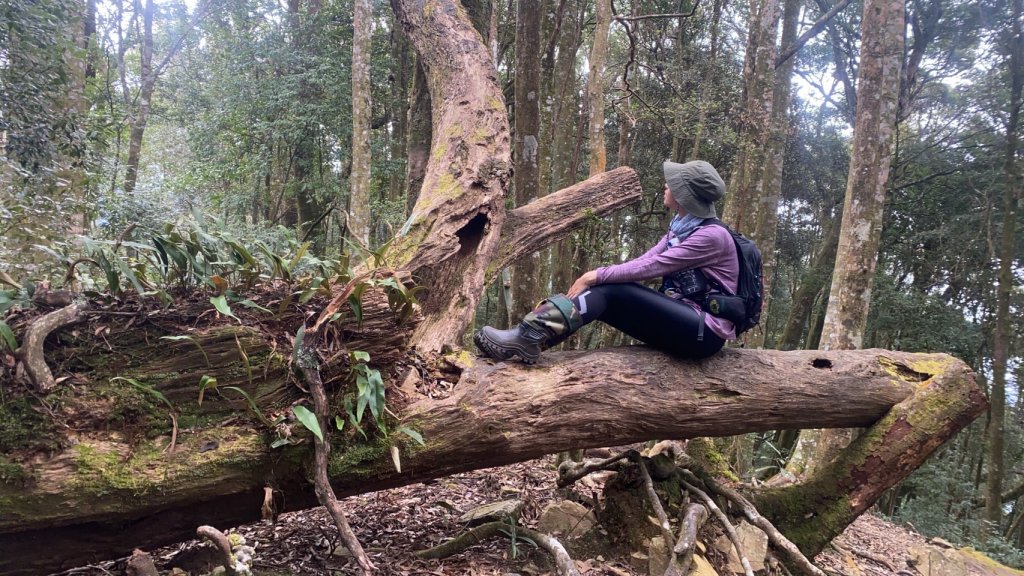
[57,456,1024,576]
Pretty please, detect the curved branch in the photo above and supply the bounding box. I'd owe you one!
[416,521,580,576]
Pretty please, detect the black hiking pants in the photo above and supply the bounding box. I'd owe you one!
[573,282,725,360]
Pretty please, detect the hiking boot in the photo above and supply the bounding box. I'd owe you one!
[474,294,582,364]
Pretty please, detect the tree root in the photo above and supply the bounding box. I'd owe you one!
[679,474,755,576]
[684,469,825,576]
[415,520,580,576]
[196,526,235,575]
[15,300,87,393]
[556,448,636,487]
[669,503,709,576]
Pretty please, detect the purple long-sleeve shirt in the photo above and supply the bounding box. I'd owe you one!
[595,224,739,340]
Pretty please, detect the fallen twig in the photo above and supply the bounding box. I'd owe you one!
[635,454,676,550]
[668,502,709,576]
[297,329,374,575]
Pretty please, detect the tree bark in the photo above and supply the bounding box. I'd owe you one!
[0,344,985,575]
[818,0,903,351]
[510,0,544,319]
[350,0,373,246]
[985,0,1022,537]
[721,0,781,232]
[387,0,511,353]
[587,0,611,175]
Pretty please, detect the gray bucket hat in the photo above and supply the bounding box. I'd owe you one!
[663,160,726,219]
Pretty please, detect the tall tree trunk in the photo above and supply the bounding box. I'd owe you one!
[350,0,373,247]
[388,23,412,203]
[547,0,584,294]
[122,0,154,197]
[808,0,904,471]
[985,0,1022,538]
[587,0,610,176]
[748,0,800,348]
[688,0,723,161]
[721,0,781,232]
[818,0,903,351]
[510,0,544,320]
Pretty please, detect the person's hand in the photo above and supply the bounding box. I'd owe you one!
[567,270,598,299]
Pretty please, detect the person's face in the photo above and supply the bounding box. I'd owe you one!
[663,183,687,216]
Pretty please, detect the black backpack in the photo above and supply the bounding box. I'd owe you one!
[700,219,764,336]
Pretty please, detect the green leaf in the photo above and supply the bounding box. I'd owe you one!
[210,294,240,322]
[397,426,425,446]
[0,321,18,352]
[235,298,272,314]
[334,415,345,431]
[160,334,211,367]
[292,405,323,442]
[111,376,173,411]
[351,350,370,363]
[197,374,217,405]
[270,438,292,448]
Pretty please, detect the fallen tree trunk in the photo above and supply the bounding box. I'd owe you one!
[0,345,984,574]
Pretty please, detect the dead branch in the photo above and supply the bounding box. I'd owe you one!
[680,477,754,576]
[415,520,580,576]
[684,469,825,576]
[15,300,88,393]
[195,526,235,575]
[297,330,374,575]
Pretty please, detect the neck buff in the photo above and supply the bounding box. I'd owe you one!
[667,214,706,245]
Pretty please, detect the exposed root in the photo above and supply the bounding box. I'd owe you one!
[556,448,637,487]
[685,469,825,576]
[15,300,88,393]
[415,520,580,576]
[679,474,755,576]
[196,526,235,575]
[669,502,709,576]
[635,454,675,549]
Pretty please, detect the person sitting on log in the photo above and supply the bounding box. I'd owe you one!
[475,160,740,364]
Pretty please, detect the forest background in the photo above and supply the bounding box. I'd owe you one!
[1,0,1022,568]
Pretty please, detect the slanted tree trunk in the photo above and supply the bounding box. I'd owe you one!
[122,0,155,197]
[386,0,512,353]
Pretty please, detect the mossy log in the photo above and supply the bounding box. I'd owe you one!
[0,341,985,574]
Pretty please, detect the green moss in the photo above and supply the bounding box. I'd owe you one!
[70,427,267,497]
[685,437,737,481]
[0,396,62,453]
[328,435,391,478]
